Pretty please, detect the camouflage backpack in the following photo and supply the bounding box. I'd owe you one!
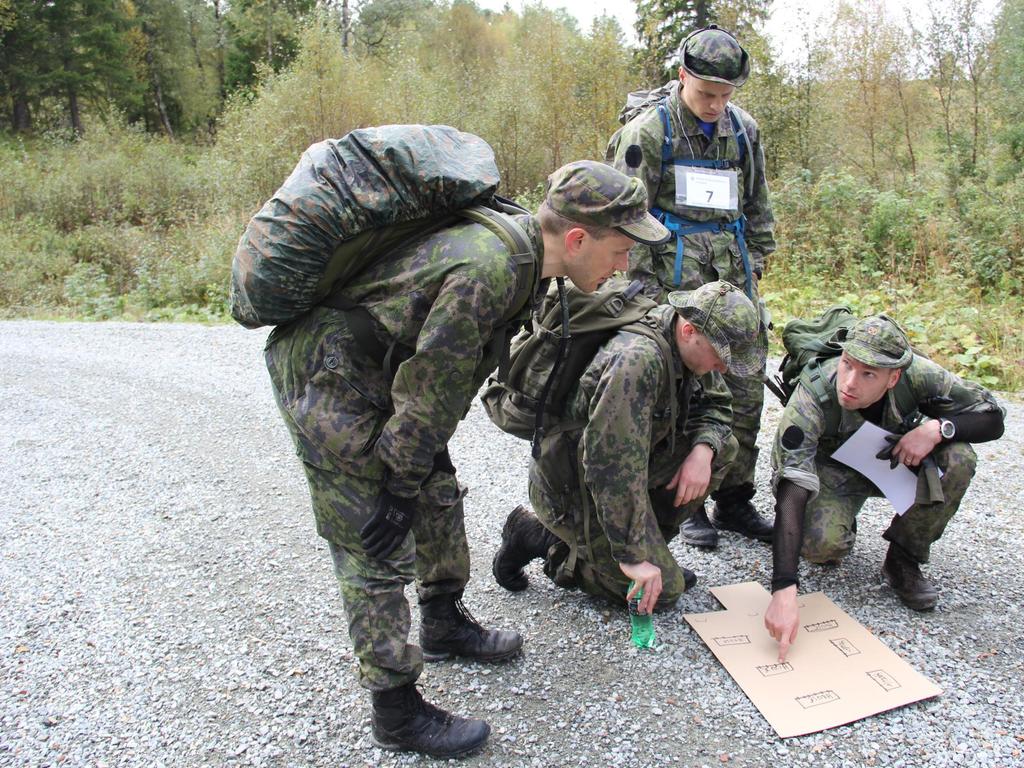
[230,124,535,330]
[768,306,917,428]
[481,277,679,458]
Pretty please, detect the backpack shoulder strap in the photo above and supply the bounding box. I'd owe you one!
[458,204,536,322]
[726,105,754,199]
[458,204,540,385]
[891,373,919,420]
[799,358,843,436]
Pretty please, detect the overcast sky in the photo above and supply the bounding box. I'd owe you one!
[472,0,1000,64]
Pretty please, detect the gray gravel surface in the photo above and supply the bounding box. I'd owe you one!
[1,320,1022,768]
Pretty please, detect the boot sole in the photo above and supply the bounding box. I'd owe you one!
[711,523,774,543]
[371,729,490,758]
[679,532,719,549]
[422,642,524,664]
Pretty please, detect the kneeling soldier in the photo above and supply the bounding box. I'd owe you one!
[494,281,763,614]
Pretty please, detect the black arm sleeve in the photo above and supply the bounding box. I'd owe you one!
[945,410,1004,444]
[771,480,812,593]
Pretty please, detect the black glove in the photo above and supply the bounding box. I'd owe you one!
[876,434,901,469]
[360,489,417,559]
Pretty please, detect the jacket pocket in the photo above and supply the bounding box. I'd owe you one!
[287,325,391,464]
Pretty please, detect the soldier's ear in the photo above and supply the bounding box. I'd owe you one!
[563,227,586,256]
[886,368,902,390]
[678,67,686,84]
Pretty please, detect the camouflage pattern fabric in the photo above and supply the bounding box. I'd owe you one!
[680,26,750,87]
[545,161,669,244]
[772,355,1004,562]
[606,80,775,492]
[527,305,735,607]
[841,314,914,368]
[799,441,976,564]
[231,125,501,328]
[264,215,542,690]
[267,215,543,498]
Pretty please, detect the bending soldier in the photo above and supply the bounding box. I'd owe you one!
[493,281,763,613]
[264,160,670,758]
[607,25,776,547]
[764,316,1005,660]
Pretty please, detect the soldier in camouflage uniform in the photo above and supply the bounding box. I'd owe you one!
[492,282,764,614]
[606,25,777,548]
[764,316,1005,660]
[264,160,670,758]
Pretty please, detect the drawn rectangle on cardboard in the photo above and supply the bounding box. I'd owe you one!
[683,582,942,738]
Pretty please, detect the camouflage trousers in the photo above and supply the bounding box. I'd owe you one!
[802,442,977,565]
[265,312,470,692]
[718,361,766,492]
[529,435,739,609]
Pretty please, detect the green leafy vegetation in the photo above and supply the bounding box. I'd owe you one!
[1,0,1022,387]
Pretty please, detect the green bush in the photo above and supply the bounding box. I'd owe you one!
[63,262,119,320]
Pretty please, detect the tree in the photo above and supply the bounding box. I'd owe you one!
[130,0,223,137]
[40,0,137,136]
[992,0,1024,176]
[0,0,50,132]
[632,0,768,85]
[224,0,316,93]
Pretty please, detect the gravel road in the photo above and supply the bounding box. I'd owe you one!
[1,320,1022,768]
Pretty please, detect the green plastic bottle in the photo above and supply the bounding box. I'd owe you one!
[628,581,656,648]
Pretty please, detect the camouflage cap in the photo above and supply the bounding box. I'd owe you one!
[680,25,750,88]
[545,160,671,246]
[668,281,764,376]
[840,314,913,369]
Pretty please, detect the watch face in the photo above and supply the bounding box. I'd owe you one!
[940,420,955,439]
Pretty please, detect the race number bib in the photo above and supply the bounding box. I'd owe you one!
[675,167,739,212]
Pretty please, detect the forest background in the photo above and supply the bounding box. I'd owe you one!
[1,0,1022,388]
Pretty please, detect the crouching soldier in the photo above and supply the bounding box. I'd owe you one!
[764,315,1005,660]
[493,281,763,614]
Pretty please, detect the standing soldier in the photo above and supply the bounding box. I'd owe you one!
[493,282,763,613]
[607,25,776,548]
[763,316,1005,660]
[262,159,669,759]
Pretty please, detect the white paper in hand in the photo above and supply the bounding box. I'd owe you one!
[830,421,918,515]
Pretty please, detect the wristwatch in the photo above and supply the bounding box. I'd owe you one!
[938,418,956,442]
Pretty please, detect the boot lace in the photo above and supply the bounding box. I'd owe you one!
[453,598,485,633]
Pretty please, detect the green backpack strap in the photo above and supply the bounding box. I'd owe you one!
[457,204,536,323]
[458,204,539,385]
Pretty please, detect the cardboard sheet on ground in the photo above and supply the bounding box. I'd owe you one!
[683,582,942,738]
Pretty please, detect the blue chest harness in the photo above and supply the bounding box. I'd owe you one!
[650,101,754,298]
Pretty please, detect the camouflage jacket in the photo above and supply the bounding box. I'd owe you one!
[266,214,543,498]
[530,305,732,565]
[772,355,1004,497]
[606,81,776,299]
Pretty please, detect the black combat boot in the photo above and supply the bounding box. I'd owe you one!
[419,593,524,662]
[682,567,698,592]
[492,505,559,591]
[370,683,490,758]
[679,505,719,548]
[711,484,774,543]
[881,543,939,611]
